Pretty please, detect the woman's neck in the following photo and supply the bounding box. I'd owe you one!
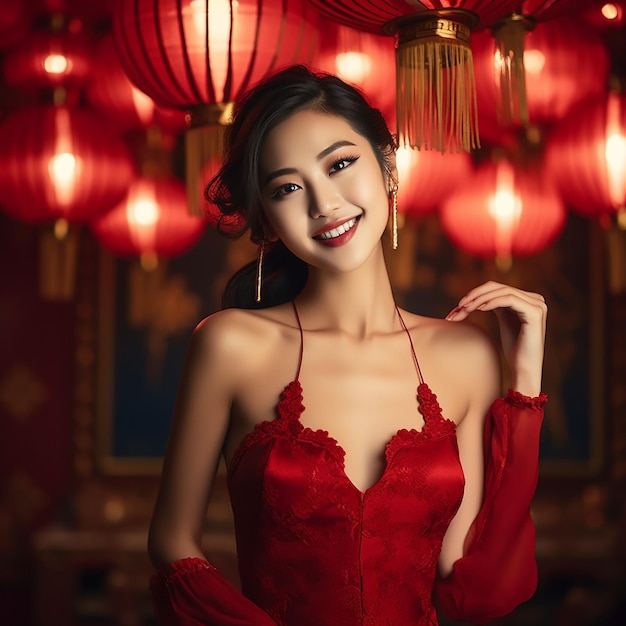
[295,246,397,339]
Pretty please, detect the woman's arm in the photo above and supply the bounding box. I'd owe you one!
[435,282,547,623]
[148,311,277,625]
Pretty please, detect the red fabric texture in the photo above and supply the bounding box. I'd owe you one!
[150,386,545,625]
[150,557,277,625]
[434,389,547,624]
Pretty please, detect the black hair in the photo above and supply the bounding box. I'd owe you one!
[205,64,397,309]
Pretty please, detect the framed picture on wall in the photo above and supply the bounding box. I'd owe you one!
[95,229,252,475]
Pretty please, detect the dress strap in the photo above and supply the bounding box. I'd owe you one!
[291,300,304,381]
[395,304,425,385]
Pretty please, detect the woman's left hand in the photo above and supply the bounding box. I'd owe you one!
[445,281,547,397]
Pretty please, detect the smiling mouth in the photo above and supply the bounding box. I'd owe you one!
[314,217,360,241]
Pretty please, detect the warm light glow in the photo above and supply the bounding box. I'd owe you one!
[489,189,520,223]
[190,0,237,34]
[126,180,160,253]
[487,162,522,263]
[128,198,160,226]
[606,133,626,163]
[606,133,626,204]
[601,3,619,20]
[493,50,507,74]
[188,0,238,101]
[44,54,70,74]
[130,85,156,125]
[49,152,76,185]
[605,94,626,207]
[395,145,412,176]
[523,49,545,75]
[489,163,521,224]
[336,52,372,83]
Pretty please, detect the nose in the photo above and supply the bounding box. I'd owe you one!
[308,176,342,219]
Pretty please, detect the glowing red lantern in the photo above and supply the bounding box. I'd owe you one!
[113,0,319,215]
[546,91,626,220]
[91,176,206,268]
[473,16,609,144]
[440,158,566,268]
[395,146,472,218]
[314,22,396,121]
[480,2,603,127]
[2,24,93,93]
[86,34,187,134]
[0,104,135,225]
[307,1,523,152]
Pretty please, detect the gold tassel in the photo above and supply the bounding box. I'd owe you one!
[492,13,535,126]
[185,102,234,216]
[389,9,480,153]
[391,184,399,250]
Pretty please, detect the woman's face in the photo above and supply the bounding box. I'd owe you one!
[259,109,394,273]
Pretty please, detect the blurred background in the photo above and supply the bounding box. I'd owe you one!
[0,1,625,625]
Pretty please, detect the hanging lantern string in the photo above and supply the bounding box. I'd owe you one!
[184,102,234,216]
[387,9,480,153]
[492,13,536,126]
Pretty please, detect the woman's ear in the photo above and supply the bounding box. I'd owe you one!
[259,215,279,243]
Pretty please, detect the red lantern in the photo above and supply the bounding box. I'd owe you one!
[0,104,136,225]
[314,22,396,121]
[114,0,318,108]
[546,91,626,219]
[113,0,319,215]
[396,146,472,218]
[440,157,566,268]
[2,26,93,94]
[86,34,187,134]
[91,176,206,268]
[307,1,522,152]
[483,3,603,127]
[473,16,609,144]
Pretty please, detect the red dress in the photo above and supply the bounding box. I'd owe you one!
[151,306,546,625]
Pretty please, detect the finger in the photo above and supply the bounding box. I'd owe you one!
[458,286,545,316]
[457,281,545,309]
[447,290,547,324]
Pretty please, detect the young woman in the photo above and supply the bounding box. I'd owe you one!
[148,65,547,626]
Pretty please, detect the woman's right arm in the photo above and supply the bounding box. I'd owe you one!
[147,311,277,625]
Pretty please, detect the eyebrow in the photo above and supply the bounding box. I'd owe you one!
[262,140,357,186]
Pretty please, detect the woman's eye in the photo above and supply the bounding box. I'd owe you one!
[271,182,300,199]
[329,156,359,174]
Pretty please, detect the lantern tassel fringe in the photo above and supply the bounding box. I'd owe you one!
[396,39,480,153]
[492,15,533,126]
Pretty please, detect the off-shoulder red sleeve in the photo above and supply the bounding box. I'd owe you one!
[434,390,547,624]
[150,557,277,625]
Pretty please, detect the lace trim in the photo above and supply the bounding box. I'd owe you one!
[504,389,548,410]
[153,557,216,584]
[230,379,458,479]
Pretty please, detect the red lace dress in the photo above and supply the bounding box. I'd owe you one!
[150,305,547,626]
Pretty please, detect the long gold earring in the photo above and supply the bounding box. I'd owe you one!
[255,239,265,303]
[390,184,399,250]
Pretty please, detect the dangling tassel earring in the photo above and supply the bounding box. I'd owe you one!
[255,239,265,303]
[390,184,399,250]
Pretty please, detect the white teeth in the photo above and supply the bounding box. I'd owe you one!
[318,217,357,240]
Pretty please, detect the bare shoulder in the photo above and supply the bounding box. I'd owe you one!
[191,304,298,384]
[399,309,501,421]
